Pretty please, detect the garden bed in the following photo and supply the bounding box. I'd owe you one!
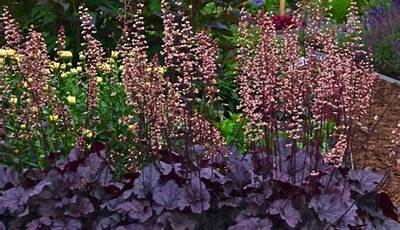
[353,79,400,208]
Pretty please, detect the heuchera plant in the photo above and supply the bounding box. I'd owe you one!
[0,143,398,229]
[0,0,399,229]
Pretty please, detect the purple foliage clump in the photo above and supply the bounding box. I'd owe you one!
[0,142,398,229]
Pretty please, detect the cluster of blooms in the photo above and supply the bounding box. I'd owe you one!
[120,0,225,160]
[237,1,376,168]
[79,5,104,112]
[56,26,66,54]
[0,6,22,50]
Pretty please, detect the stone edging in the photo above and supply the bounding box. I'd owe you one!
[377,73,400,86]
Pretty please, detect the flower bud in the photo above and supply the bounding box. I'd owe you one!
[49,114,59,122]
[67,95,76,105]
[9,95,18,105]
[59,51,73,60]
[6,49,16,56]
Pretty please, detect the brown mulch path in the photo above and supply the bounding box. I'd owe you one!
[352,79,400,207]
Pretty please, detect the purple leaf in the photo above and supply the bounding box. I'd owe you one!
[183,177,210,214]
[94,214,121,230]
[309,194,357,225]
[378,192,398,221]
[227,159,253,188]
[116,200,153,223]
[268,199,301,228]
[348,169,383,194]
[133,164,160,198]
[228,217,272,230]
[169,212,198,230]
[64,197,95,217]
[0,165,19,189]
[51,218,82,230]
[153,181,187,212]
[100,197,124,211]
[26,216,51,230]
[217,196,242,208]
[0,187,28,213]
[29,179,51,197]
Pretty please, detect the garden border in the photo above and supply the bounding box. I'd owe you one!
[378,73,400,86]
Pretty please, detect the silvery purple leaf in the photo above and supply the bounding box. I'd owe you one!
[199,167,225,184]
[0,186,27,213]
[159,161,182,176]
[64,197,95,217]
[116,200,153,223]
[348,169,383,194]
[184,177,210,214]
[0,165,19,189]
[152,180,187,212]
[227,156,253,188]
[29,180,51,197]
[26,216,51,230]
[133,164,160,198]
[309,195,357,224]
[100,197,124,211]
[228,217,272,230]
[51,218,82,230]
[169,212,198,230]
[268,199,301,228]
[94,214,121,230]
[217,196,242,208]
[76,153,104,182]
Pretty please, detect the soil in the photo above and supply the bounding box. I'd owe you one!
[352,79,400,208]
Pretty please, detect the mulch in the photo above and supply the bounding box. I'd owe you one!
[352,78,400,208]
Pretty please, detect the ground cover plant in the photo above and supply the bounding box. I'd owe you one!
[0,0,399,229]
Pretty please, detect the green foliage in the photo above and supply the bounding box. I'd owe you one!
[218,113,247,153]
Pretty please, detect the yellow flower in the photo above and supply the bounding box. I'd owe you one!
[157,66,167,75]
[0,58,4,64]
[51,62,60,70]
[0,49,6,57]
[67,95,76,105]
[146,67,152,73]
[70,68,79,75]
[96,77,103,83]
[79,52,86,61]
[61,73,67,78]
[67,62,73,67]
[20,124,26,129]
[49,114,59,122]
[31,107,39,113]
[59,51,73,59]
[27,78,33,83]
[76,66,83,73]
[60,63,66,70]
[101,64,111,72]
[9,96,18,105]
[14,54,22,63]
[84,130,93,138]
[128,124,136,132]
[23,81,28,88]
[111,51,119,59]
[6,49,16,56]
